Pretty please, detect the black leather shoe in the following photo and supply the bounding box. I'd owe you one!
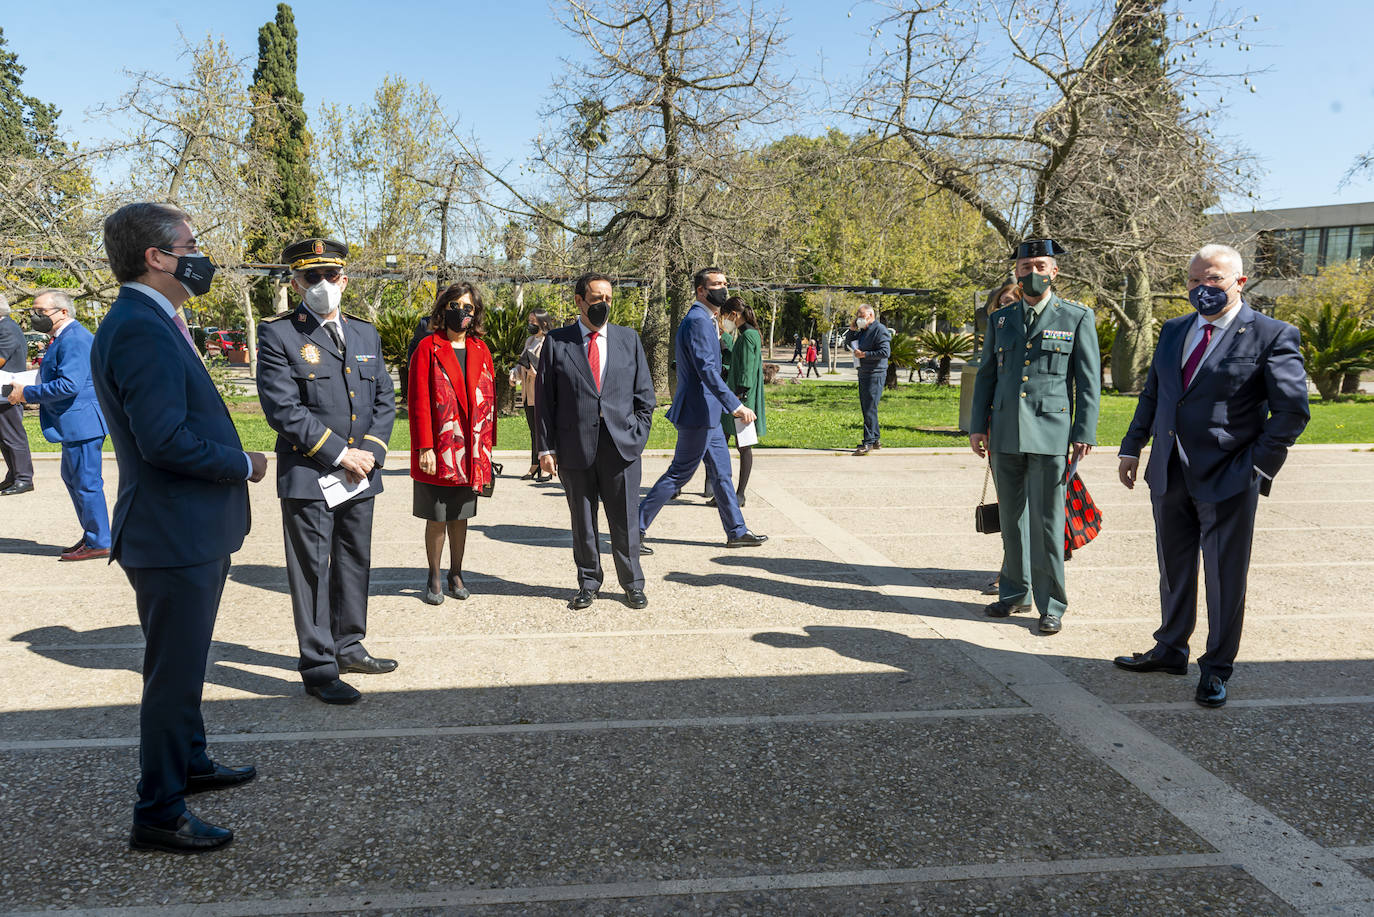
[186,762,256,795]
[570,588,598,610]
[985,600,1031,617]
[130,812,233,853]
[624,588,648,609]
[726,531,768,548]
[1196,674,1227,708]
[853,443,872,456]
[340,653,398,675]
[1038,614,1062,635]
[1,481,34,496]
[1114,650,1187,675]
[305,679,361,705]
[639,535,654,556]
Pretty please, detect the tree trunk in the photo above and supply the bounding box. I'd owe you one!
[1110,266,1154,393]
[513,282,525,314]
[1341,371,1362,394]
[1313,371,1341,401]
[937,355,952,386]
[493,373,518,416]
[241,287,259,380]
[642,265,672,401]
[885,363,898,389]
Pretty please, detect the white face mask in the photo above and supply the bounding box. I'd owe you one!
[855,317,870,329]
[722,317,737,334]
[303,280,342,315]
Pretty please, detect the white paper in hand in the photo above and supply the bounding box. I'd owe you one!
[319,469,371,508]
[735,421,758,448]
[0,369,38,387]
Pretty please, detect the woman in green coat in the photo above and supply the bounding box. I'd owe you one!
[717,297,767,507]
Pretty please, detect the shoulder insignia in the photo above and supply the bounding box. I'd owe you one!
[343,312,373,324]
[260,312,291,323]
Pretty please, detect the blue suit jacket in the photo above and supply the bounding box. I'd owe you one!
[90,286,250,567]
[666,301,741,429]
[25,322,107,444]
[537,322,655,471]
[1120,303,1310,502]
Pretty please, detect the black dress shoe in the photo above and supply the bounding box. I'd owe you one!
[186,762,256,795]
[624,588,648,609]
[305,679,362,705]
[1038,614,1062,635]
[985,600,1031,618]
[726,531,768,548]
[1,481,34,496]
[639,535,654,556]
[130,812,233,853]
[853,443,872,456]
[340,653,398,675]
[1196,674,1227,708]
[570,588,598,610]
[1113,650,1188,676]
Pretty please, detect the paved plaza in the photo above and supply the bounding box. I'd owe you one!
[1,446,1372,915]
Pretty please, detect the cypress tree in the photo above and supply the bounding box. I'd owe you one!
[0,26,63,161]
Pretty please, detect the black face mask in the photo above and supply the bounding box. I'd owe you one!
[527,323,540,334]
[30,311,54,334]
[705,287,729,308]
[585,301,610,327]
[445,306,472,333]
[159,250,216,297]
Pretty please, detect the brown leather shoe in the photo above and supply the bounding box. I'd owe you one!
[60,545,109,562]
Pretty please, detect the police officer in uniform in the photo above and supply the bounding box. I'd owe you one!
[257,239,398,703]
[969,239,1100,635]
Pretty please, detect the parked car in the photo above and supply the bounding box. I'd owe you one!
[206,330,248,363]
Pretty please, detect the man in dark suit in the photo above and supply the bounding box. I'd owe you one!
[0,295,35,495]
[1115,243,1309,708]
[638,267,767,549]
[257,238,397,706]
[91,202,268,853]
[8,289,110,559]
[537,273,656,610]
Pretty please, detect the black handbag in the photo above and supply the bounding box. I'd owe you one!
[479,463,503,498]
[975,463,1000,534]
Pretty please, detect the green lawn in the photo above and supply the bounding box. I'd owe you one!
[21,382,1374,453]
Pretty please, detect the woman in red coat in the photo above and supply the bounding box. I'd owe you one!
[408,282,497,604]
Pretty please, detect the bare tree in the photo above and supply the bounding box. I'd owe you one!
[847,0,1256,391]
[455,0,793,397]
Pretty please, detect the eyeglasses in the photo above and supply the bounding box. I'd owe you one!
[301,269,343,285]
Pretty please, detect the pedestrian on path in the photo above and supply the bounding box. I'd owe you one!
[715,297,767,508]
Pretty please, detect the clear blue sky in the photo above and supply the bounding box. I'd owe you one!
[5,0,1372,213]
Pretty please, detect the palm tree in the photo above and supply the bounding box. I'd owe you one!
[1296,304,1374,401]
[481,305,533,416]
[885,332,924,388]
[375,304,425,404]
[916,330,975,386]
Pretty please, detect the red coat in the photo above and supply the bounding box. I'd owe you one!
[805,345,818,362]
[408,331,497,488]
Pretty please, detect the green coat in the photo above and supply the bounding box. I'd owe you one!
[970,293,1100,455]
[721,326,767,439]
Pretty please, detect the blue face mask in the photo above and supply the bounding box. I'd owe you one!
[1189,282,1232,316]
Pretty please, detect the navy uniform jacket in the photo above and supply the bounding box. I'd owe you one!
[666,301,741,429]
[91,286,250,567]
[1120,303,1309,502]
[536,322,655,471]
[256,305,396,500]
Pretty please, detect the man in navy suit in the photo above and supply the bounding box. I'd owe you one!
[91,202,269,853]
[1115,244,1309,708]
[7,289,110,559]
[538,273,656,610]
[638,267,767,549]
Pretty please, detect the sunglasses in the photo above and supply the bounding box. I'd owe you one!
[301,268,342,285]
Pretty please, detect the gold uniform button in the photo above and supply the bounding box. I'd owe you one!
[308,373,315,379]
[1025,342,1032,349]
[1024,360,1030,366]
[1022,375,1029,382]
[349,391,356,398]
[1020,392,1027,398]
[346,367,352,374]
[348,437,355,444]
[351,414,357,421]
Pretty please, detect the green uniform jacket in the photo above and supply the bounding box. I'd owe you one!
[970,293,1100,455]
[721,326,767,438]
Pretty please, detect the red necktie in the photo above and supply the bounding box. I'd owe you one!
[1182,323,1214,388]
[587,330,601,392]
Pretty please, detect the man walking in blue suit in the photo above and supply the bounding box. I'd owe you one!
[92,202,269,853]
[1115,244,1309,708]
[7,289,110,560]
[638,268,767,549]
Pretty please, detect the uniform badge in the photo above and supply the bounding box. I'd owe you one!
[1041,329,1074,342]
[300,343,322,364]
[312,240,325,255]
[997,315,1005,328]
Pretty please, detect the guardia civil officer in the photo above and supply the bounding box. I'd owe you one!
[969,239,1100,635]
[257,239,397,704]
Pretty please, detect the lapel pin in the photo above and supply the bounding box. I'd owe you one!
[1237,326,1247,335]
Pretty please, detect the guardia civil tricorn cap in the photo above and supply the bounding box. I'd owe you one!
[1010,239,1067,260]
[283,238,348,271]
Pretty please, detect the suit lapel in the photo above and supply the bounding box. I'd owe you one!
[568,322,600,394]
[1194,304,1252,385]
[300,309,343,360]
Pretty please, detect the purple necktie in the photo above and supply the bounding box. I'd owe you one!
[1182,324,1214,388]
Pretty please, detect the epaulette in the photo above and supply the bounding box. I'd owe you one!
[260,312,292,323]
[1057,297,1090,313]
[343,312,373,324]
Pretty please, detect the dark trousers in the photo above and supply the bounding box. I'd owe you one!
[281,496,375,685]
[523,403,541,466]
[991,451,1068,618]
[126,556,230,825]
[1151,452,1259,681]
[805,361,821,378]
[858,371,884,445]
[639,423,746,539]
[0,402,32,485]
[61,437,110,549]
[561,425,644,590]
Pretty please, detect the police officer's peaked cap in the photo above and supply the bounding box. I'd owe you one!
[283,238,348,271]
[1011,239,1066,260]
